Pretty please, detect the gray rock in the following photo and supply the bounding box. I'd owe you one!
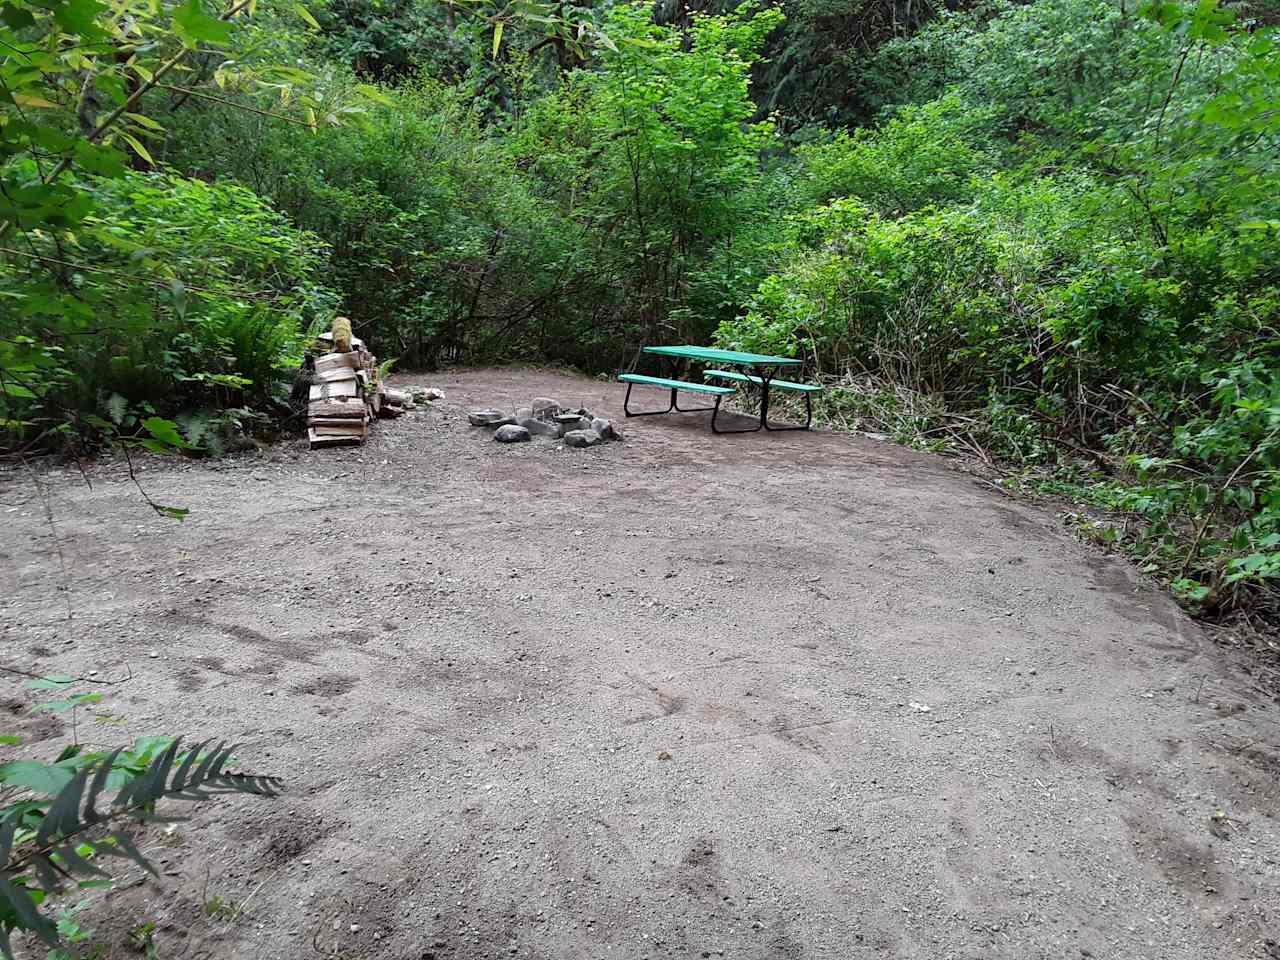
[553,413,583,425]
[516,407,533,422]
[469,409,510,427]
[424,387,445,401]
[532,397,560,419]
[591,417,621,441]
[575,416,595,433]
[519,417,560,438]
[494,424,531,443]
[563,429,602,449]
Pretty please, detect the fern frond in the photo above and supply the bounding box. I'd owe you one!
[0,739,282,955]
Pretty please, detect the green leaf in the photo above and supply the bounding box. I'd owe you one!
[152,504,191,521]
[124,112,164,133]
[73,141,125,178]
[12,95,60,109]
[0,760,75,795]
[105,393,128,425]
[354,84,393,107]
[33,693,102,714]
[172,0,233,47]
[0,736,20,746]
[54,744,82,763]
[492,19,503,59]
[51,0,106,35]
[141,416,192,449]
[170,277,187,320]
[292,2,319,29]
[0,4,36,28]
[25,677,76,690]
[116,131,154,166]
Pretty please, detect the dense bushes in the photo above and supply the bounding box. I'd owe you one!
[166,76,568,368]
[716,0,1279,612]
[0,173,335,452]
[166,2,784,371]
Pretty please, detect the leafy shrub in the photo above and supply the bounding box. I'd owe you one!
[796,94,995,213]
[164,74,574,368]
[506,1,786,367]
[167,2,786,372]
[0,172,335,452]
[1,674,281,959]
[719,40,1280,610]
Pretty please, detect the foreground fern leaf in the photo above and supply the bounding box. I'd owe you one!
[0,738,282,957]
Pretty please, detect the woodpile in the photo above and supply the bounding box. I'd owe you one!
[305,317,429,448]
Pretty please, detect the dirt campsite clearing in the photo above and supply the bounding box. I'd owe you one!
[2,368,1278,960]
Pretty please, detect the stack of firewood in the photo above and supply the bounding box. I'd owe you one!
[304,318,437,448]
[307,319,381,448]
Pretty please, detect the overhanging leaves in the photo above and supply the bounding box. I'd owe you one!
[0,739,282,957]
[172,0,234,47]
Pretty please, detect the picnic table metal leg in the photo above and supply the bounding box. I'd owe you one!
[673,394,718,413]
[710,393,762,433]
[760,365,813,431]
[622,381,676,418]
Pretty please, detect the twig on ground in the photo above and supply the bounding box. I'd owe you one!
[0,663,134,685]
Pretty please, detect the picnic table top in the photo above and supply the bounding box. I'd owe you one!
[643,344,801,366]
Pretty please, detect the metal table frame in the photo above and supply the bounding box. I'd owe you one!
[624,345,807,434]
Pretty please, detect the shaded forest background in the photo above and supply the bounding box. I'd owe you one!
[1,0,1278,620]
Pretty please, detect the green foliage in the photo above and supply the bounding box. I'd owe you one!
[796,95,995,213]
[170,1,784,370]
[507,0,785,363]
[749,0,956,127]
[166,74,565,367]
[0,0,382,455]
[0,735,281,957]
[310,0,474,80]
[0,172,336,451]
[718,0,1280,614]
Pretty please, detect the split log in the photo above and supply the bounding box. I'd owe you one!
[308,398,367,421]
[309,427,364,449]
[315,352,360,375]
[309,379,361,402]
[306,417,367,430]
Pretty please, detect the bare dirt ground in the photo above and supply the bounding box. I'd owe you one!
[2,367,1279,960]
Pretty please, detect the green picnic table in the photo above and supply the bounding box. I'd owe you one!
[618,345,822,434]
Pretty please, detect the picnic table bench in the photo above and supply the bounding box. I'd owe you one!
[619,345,821,433]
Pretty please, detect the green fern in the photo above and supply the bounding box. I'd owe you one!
[0,739,281,958]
